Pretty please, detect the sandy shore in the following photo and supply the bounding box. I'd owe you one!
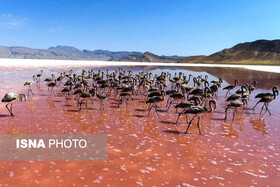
[0,58,280,73]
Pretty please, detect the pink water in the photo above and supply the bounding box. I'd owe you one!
[0,66,279,186]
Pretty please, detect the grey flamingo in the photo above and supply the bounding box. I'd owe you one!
[224,100,246,121]
[79,92,92,110]
[47,80,57,96]
[1,93,27,116]
[24,75,37,96]
[184,99,217,134]
[36,70,43,84]
[146,94,165,117]
[253,87,278,115]
[223,79,238,97]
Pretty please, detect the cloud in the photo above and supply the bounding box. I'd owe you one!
[0,14,30,29]
[48,25,66,33]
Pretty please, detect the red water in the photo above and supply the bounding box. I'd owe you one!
[0,66,280,186]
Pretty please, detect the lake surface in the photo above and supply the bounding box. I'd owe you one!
[0,64,279,186]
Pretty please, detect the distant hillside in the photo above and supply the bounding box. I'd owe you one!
[3,39,280,64]
[0,45,143,61]
[180,40,280,65]
[178,55,206,63]
[118,51,183,63]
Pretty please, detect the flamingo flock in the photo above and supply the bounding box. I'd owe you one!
[1,68,278,134]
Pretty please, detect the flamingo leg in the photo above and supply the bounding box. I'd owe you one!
[225,90,229,98]
[224,107,229,120]
[197,116,201,135]
[118,97,122,108]
[28,86,34,95]
[166,97,171,107]
[10,104,14,116]
[167,99,173,111]
[64,94,67,101]
[50,88,55,96]
[147,104,154,116]
[253,101,260,111]
[79,99,84,110]
[260,103,265,115]
[76,96,80,105]
[175,113,181,124]
[233,109,237,121]
[6,104,13,116]
[184,114,197,134]
[265,103,272,115]
[30,88,34,95]
[155,105,160,117]
[147,103,151,110]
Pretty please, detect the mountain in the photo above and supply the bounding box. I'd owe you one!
[0,45,143,60]
[83,49,142,60]
[118,51,183,63]
[179,40,280,64]
[2,39,280,64]
[178,55,206,63]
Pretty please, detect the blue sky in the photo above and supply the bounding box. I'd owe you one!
[0,0,279,56]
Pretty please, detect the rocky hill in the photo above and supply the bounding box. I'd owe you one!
[179,40,280,64]
[2,40,280,64]
[117,51,182,63]
[0,45,143,61]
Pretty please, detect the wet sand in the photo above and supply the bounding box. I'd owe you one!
[0,65,280,186]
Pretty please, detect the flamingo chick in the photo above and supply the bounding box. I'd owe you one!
[1,92,27,116]
[184,99,217,134]
[24,75,37,96]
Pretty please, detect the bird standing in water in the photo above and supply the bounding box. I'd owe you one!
[24,75,37,96]
[253,87,278,115]
[146,92,165,117]
[1,92,27,116]
[47,80,57,96]
[223,79,238,98]
[184,99,217,134]
[224,99,246,121]
[79,92,92,110]
[36,70,43,84]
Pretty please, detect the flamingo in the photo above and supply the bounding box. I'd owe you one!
[184,99,217,134]
[24,75,37,96]
[1,93,27,116]
[253,87,278,115]
[223,79,238,97]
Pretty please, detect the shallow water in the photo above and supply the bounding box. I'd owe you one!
[0,65,280,186]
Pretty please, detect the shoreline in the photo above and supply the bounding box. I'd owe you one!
[0,58,280,73]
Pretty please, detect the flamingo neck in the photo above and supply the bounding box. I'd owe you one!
[273,90,277,99]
